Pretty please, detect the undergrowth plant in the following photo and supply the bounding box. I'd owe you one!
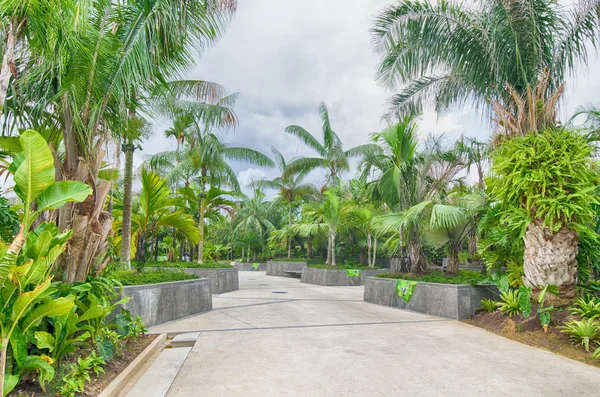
[481,299,498,312]
[59,351,105,397]
[570,296,600,320]
[560,318,600,352]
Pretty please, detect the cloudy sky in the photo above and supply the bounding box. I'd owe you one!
[142,0,600,193]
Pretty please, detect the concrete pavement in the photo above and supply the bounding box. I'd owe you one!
[139,272,599,396]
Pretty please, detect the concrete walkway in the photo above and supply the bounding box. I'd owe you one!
[140,272,599,396]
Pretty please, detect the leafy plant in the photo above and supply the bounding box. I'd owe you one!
[481,299,498,313]
[560,319,600,352]
[0,130,92,395]
[497,290,521,317]
[570,296,600,320]
[537,284,559,332]
[112,270,198,286]
[59,351,106,397]
[518,286,532,319]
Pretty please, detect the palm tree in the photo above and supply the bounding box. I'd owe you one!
[149,123,274,262]
[258,147,318,258]
[296,189,343,266]
[3,0,238,281]
[113,170,199,262]
[178,184,235,263]
[164,113,194,151]
[371,0,600,119]
[120,116,152,266]
[284,102,376,185]
[377,194,485,274]
[234,188,276,261]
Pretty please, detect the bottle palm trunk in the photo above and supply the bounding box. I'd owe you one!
[522,221,578,297]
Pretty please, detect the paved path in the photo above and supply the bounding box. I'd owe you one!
[139,272,599,396]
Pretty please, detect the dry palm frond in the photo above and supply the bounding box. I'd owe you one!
[492,70,565,145]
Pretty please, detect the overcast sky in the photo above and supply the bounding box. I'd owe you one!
[141,0,600,194]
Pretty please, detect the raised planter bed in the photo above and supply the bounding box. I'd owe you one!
[119,279,212,327]
[301,267,387,286]
[146,267,239,294]
[266,260,307,277]
[363,277,498,320]
[234,262,267,271]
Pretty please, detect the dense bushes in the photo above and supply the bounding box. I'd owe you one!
[377,270,488,285]
[113,270,198,286]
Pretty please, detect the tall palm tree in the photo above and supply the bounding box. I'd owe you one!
[149,124,274,262]
[234,188,276,261]
[284,102,376,185]
[371,0,600,119]
[258,147,318,258]
[120,116,152,266]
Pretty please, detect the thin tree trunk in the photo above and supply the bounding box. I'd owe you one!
[154,237,159,261]
[330,232,337,267]
[0,340,7,396]
[447,246,460,275]
[372,237,378,268]
[307,241,313,259]
[0,22,15,111]
[135,231,146,262]
[367,234,372,268]
[120,142,134,266]
[198,168,207,264]
[523,221,578,298]
[326,234,332,265]
[287,202,293,259]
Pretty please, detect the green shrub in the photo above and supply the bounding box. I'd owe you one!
[59,351,106,397]
[481,299,498,312]
[497,290,521,316]
[376,270,488,285]
[560,318,600,352]
[570,296,600,320]
[112,271,198,286]
[309,264,382,270]
[138,261,232,269]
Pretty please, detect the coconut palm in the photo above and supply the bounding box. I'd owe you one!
[372,0,600,119]
[284,102,377,185]
[178,184,235,263]
[258,147,319,258]
[149,122,273,262]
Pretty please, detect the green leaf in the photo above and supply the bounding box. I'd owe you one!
[10,330,27,368]
[22,297,75,333]
[11,279,52,323]
[35,181,92,212]
[20,356,55,391]
[0,137,22,152]
[96,337,115,361]
[518,286,532,319]
[34,331,56,352]
[78,305,108,322]
[3,374,19,396]
[14,130,55,208]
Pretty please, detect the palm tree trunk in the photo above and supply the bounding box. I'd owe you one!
[372,237,378,268]
[367,234,372,268]
[135,230,146,262]
[447,246,460,275]
[198,203,205,264]
[0,21,15,111]
[330,231,337,267]
[407,238,427,273]
[120,141,134,266]
[522,221,578,297]
[307,241,313,259]
[287,202,293,259]
[326,234,332,265]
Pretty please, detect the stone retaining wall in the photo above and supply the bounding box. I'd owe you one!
[266,261,307,277]
[301,268,387,286]
[363,277,498,320]
[234,262,267,271]
[146,267,239,294]
[120,279,212,327]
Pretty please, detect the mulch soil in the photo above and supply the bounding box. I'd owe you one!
[465,305,600,368]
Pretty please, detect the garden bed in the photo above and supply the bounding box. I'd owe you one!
[364,276,498,320]
[466,308,600,368]
[9,335,158,396]
[234,262,267,271]
[145,267,239,294]
[118,279,213,327]
[266,260,308,277]
[301,267,387,286]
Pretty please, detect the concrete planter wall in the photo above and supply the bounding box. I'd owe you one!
[363,277,498,320]
[301,268,387,286]
[120,279,212,327]
[234,262,267,271]
[266,260,307,277]
[146,267,239,294]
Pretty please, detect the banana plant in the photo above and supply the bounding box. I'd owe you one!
[0,130,92,395]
